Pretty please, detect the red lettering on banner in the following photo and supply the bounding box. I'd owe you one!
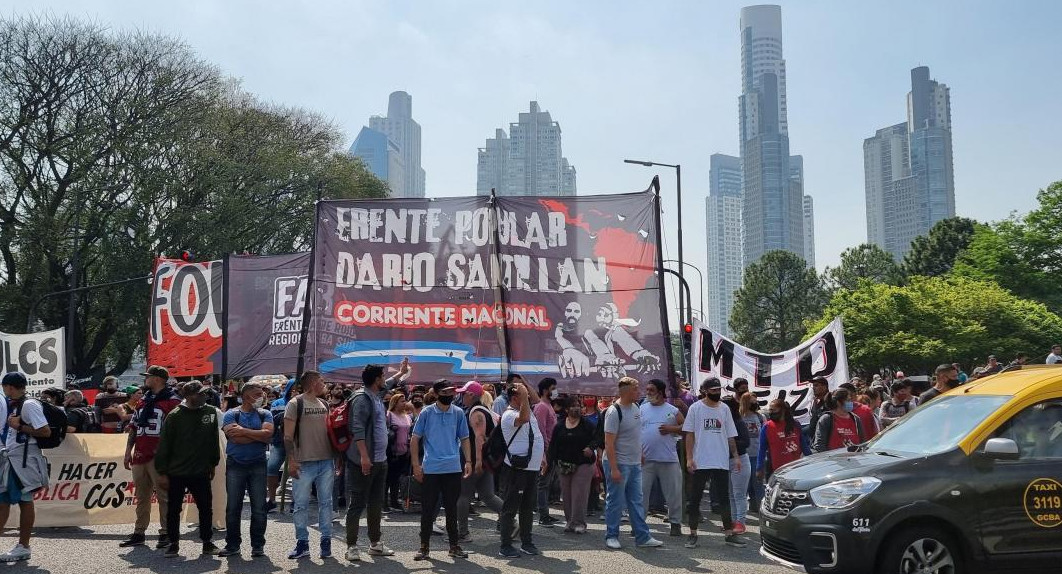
[34,481,81,501]
[334,301,551,331]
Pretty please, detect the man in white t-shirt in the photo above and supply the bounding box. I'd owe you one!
[1047,344,1062,365]
[681,377,745,549]
[0,372,53,563]
[639,379,685,537]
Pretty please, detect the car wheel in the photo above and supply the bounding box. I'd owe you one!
[876,525,962,574]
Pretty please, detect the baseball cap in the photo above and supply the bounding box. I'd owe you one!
[1,372,28,388]
[702,378,722,390]
[123,385,141,394]
[181,381,211,396]
[141,365,170,380]
[432,379,455,394]
[457,381,484,396]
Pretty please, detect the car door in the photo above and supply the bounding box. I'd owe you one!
[976,398,1062,568]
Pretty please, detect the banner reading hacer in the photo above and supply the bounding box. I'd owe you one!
[690,317,849,424]
[5,434,225,528]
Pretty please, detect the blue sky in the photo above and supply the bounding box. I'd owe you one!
[16,0,1062,320]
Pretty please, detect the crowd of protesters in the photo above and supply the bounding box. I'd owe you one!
[0,347,1050,563]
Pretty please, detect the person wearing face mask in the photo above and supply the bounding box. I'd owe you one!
[218,383,274,558]
[153,381,222,558]
[639,379,685,536]
[757,399,811,480]
[917,364,962,407]
[532,377,560,527]
[682,377,744,549]
[811,389,865,453]
[879,380,917,428]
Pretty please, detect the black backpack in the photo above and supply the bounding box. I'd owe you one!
[6,398,67,451]
[70,406,101,433]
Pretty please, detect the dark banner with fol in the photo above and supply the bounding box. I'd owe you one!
[224,252,311,378]
[308,191,672,394]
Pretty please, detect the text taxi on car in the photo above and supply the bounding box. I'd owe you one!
[759,366,1062,574]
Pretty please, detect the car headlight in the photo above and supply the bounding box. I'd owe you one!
[809,477,881,509]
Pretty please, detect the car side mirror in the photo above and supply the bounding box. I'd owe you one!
[982,437,1020,461]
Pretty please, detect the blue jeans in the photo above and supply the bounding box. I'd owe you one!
[225,459,267,550]
[292,459,334,542]
[604,463,651,543]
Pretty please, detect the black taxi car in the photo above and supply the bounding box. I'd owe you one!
[759,366,1062,573]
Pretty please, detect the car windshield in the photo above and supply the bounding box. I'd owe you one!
[865,395,1011,456]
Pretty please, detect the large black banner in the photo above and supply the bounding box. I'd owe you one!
[223,253,311,378]
[308,191,671,395]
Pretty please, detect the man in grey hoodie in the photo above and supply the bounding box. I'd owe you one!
[344,360,409,561]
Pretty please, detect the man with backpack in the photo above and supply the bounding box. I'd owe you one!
[0,372,55,562]
[455,381,503,544]
[63,390,101,433]
[284,370,335,560]
[343,364,398,561]
[120,366,181,550]
[880,379,917,428]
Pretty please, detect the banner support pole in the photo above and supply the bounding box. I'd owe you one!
[220,254,231,383]
[488,189,511,381]
[295,200,320,380]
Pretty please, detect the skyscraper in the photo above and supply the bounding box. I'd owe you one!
[349,127,405,196]
[864,66,954,260]
[803,195,816,269]
[476,101,577,196]
[707,154,744,336]
[367,91,426,198]
[739,5,806,266]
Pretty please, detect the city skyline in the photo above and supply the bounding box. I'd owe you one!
[22,0,1062,326]
[477,101,577,196]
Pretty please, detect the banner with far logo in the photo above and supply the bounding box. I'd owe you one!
[146,257,224,377]
[223,252,310,378]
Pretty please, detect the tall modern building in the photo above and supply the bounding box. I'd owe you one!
[864,66,954,260]
[349,127,405,195]
[739,5,806,266]
[366,91,425,198]
[706,154,744,336]
[477,101,577,196]
[803,195,816,269]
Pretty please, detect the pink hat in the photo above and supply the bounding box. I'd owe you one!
[895,371,906,378]
[457,381,484,396]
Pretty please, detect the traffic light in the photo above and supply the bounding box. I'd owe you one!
[681,323,693,376]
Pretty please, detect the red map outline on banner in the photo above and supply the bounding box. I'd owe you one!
[538,199,657,317]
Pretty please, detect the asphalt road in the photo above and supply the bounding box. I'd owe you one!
[25,502,792,574]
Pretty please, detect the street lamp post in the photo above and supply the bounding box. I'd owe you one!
[664,259,704,321]
[625,159,684,323]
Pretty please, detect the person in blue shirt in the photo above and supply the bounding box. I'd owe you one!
[410,380,472,561]
[218,383,274,558]
[266,379,297,512]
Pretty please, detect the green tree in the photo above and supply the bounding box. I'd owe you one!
[0,16,387,375]
[825,243,906,292]
[730,250,827,352]
[808,275,1062,373]
[951,222,1061,312]
[902,217,978,277]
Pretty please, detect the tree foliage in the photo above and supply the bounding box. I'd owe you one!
[0,16,387,375]
[825,243,906,292]
[902,217,977,277]
[809,275,1062,373]
[730,250,827,352]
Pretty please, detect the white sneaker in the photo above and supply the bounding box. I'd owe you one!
[432,519,445,535]
[637,537,664,548]
[605,537,622,550]
[0,544,30,562]
[368,543,395,556]
[345,545,360,561]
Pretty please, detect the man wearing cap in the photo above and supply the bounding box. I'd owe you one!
[682,377,744,549]
[154,381,222,557]
[343,364,398,561]
[218,382,273,558]
[120,366,181,549]
[455,381,503,543]
[410,379,472,561]
[0,372,52,562]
